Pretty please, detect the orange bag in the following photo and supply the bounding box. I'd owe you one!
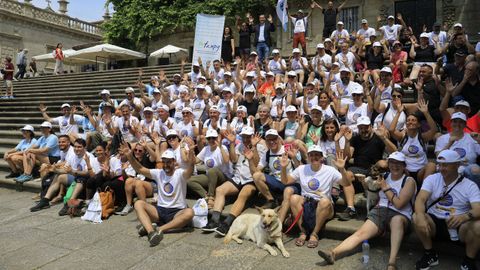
[98,187,115,219]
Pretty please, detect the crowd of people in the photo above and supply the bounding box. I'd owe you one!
[2,4,480,270]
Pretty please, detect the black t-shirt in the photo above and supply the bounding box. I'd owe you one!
[254,119,271,139]
[239,28,251,49]
[140,154,156,182]
[422,79,442,123]
[445,44,468,64]
[414,45,435,62]
[461,80,480,116]
[443,63,464,85]
[322,8,338,27]
[366,50,385,70]
[351,134,385,168]
[240,99,260,116]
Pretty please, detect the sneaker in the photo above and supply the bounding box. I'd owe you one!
[30,198,50,212]
[214,222,230,237]
[460,258,477,270]
[115,204,134,216]
[337,207,358,221]
[9,95,14,99]
[15,174,26,181]
[17,174,33,183]
[202,220,219,232]
[262,200,278,209]
[136,224,157,237]
[5,171,20,178]
[58,204,69,216]
[415,252,439,270]
[148,230,164,247]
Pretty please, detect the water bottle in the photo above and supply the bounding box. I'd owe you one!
[444,212,459,241]
[361,240,370,265]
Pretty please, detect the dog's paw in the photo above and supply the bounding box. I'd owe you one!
[270,250,278,256]
[282,251,290,258]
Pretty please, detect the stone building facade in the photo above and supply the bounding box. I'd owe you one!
[0,0,102,67]
[149,0,479,60]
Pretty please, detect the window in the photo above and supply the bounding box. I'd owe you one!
[339,6,359,33]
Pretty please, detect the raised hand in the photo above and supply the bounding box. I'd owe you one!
[267,14,273,23]
[39,103,48,113]
[279,153,289,168]
[333,151,347,169]
[71,105,77,115]
[374,124,388,139]
[244,147,254,160]
[396,13,403,20]
[151,132,161,145]
[377,15,383,22]
[225,129,236,143]
[251,133,262,146]
[344,127,353,141]
[118,142,132,157]
[417,99,429,114]
[287,144,299,159]
[309,131,320,144]
[159,69,166,81]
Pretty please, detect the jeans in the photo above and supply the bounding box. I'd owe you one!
[256,42,270,63]
[14,64,26,79]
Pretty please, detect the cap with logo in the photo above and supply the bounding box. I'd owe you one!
[209,105,220,112]
[388,151,406,162]
[265,129,279,138]
[287,71,297,77]
[182,107,193,114]
[316,43,325,49]
[308,145,323,154]
[166,129,178,137]
[285,105,298,113]
[100,89,110,95]
[205,129,219,138]
[451,112,467,121]
[240,126,254,136]
[292,48,301,54]
[436,149,462,163]
[380,67,392,74]
[272,49,280,54]
[125,87,135,93]
[356,116,371,126]
[161,150,176,160]
[454,100,470,108]
[61,103,71,109]
[361,19,368,24]
[237,105,247,112]
[144,106,154,113]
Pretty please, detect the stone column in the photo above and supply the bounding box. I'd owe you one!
[58,0,69,15]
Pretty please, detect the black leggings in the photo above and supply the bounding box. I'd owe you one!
[86,173,126,207]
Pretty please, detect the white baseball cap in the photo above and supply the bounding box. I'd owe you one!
[166,129,178,137]
[272,49,280,54]
[224,71,232,77]
[275,83,285,90]
[246,71,256,77]
[153,88,161,94]
[324,38,332,43]
[125,87,135,93]
[285,105,298,113]
[388,15,395,19]
[361,19,368,24]
[144,106,154,113]
[100,89,110,95]
[388,151,406,162]
[380,67,392,74]
[373,42,382,47]
[292,48,301,54]
[306,81,316,87]
[195,84,206,90]
[222,87,233,93]
[161,150,176,160]
[244,86,255,93]
[198,75,207,81]
[316,43,325,49]
[351,84,364,95]
[265,129,279,138]
[250,51,258,56]
[340,67,351,73]
[287,71,297,77]
[209,105,220,112]
[179,85,189,93]
[237,105,247,112]
[150,75,159,81]
[158,104,169,112]
[205,129,219,138]
[61,103,71,109]
[192,62,200,67]
[21,125,34,132]
[311,105,322,112]
[240,126,254,136]
[266,71,275,77]
[337,21,344,25]
[173,73,182,78]
[454,100,470,108]
[332,62,340,67]
[356,116,371,126]
[420,32,430,38]
[307,144,323,154]
[40,121,52,129]
[436,149,462,163]
[182,107,193,114]
[451,112,467,121]
[453,23,463,28]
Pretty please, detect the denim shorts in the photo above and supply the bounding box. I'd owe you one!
[156,206,184,225]
[264,174,301,195]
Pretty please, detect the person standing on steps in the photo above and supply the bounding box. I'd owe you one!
[314,0,348,41]
[14,49,28,81]
[53,43,64,75]
[252,14,276,64]
[1,56,15,99]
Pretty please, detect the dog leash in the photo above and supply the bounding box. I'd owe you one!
[284,207,303,234]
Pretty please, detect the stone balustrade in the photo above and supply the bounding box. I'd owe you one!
[0,0,102,36]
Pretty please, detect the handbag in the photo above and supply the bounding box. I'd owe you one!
[99,187,115,219]
[81,191,103,223]
[67,198,83,217]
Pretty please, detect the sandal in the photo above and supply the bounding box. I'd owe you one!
[295,232,307,247]
[50,195,63,205]
[307,233,319,248]
[317,249,335,265]
[206,196,215,210]
[387,263,397,270]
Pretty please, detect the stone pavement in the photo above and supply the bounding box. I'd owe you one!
[0,188,474,270]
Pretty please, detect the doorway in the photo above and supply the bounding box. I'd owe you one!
[395,0,436,37]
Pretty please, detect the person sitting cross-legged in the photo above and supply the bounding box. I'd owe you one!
[119,137,195,247]
[280,145,351,248]
[413,150,480,270]
[317,152,416,270]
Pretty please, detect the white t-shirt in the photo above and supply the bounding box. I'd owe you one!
[292,17,307,33]
[217,99,236,119]
[428,31,448,47]
[166,84,181,100]
[175,120,199,138]
[139,119,158,142]
[297,95,319,116]
[119,97,143,113]
[311,54,332,72]
[291,57,308,71]
[268,59,287,75]
[90,156,122,176]
[378,174,415,219]
[346,102,370,133]
[422,173,480,218]
[330,29,350,42]
[190,97,207,121]
[172,100,189,122]
[270,95,287,119]
[291,164,342,201]
[318,139,336,156]
[65,152,95,173]
[204,118,228,131]
[259,146,294,179]
[380,24,402,41]
[357,27,376,39]
[231,143,267,186]
[114,116,140,142]
[435,133,480,165]
[335,52,355,70]
[399,133,428,172]
[150,168,188,209]
[52,115,83,135]
[198,145,232,178]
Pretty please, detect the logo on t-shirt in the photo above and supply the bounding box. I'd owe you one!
[353,113,362,122]
[62,119,68,127]
[308,178,320,190]
[381,92,391,100]
[408,145,419,154]
[308,102,313,108]
[272,158,281,170]
[453,148,466,158]
[163,183,174,196]
[206,159,215,168]
[438,194,453,206]
[181,130,188,137]
[194,103,201,110]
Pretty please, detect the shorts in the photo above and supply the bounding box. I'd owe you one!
[150,181,158,194]
[228,178,255,191]
[428,213,462,243]
[49,156,60,164]
[156,206,184,225]
[367,206,411,234]
[302,196,334,235]
[264,174,301,196]
[5,80,12,88]
[67,174,88,185]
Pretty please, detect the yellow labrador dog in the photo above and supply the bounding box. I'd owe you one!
[224,207,290,257]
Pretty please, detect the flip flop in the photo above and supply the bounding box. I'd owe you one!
[307,234,319,248]
[295,233,307,247]
[317,249,335,264]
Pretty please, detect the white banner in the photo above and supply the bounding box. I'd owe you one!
[192,14,225,70]
[276,0,288,32]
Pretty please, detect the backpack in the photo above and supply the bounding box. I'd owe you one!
[99,187,115,219]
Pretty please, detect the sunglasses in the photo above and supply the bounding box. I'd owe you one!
[207,137,217,140]
[352,94,363,97]
[392,94,402,98]
[182,112,191,115]
[167,136,178,140]
[134,149,144,153]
